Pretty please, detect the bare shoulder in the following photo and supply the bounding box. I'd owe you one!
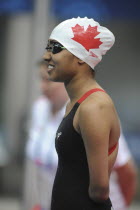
[78,91,116,119]
[77,91,120,146]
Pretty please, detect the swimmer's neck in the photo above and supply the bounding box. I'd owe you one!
[64,75,99,103]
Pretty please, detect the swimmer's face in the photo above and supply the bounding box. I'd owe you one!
[43,40,79,83]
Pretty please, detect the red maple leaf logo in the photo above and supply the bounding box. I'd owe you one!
[71,24,102,57]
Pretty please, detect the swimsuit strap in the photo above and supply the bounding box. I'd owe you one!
[108,142,118,156]
[77,88,106,104]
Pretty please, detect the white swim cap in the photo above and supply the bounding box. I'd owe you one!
[50,17,115,69]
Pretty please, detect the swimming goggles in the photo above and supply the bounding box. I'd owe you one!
[46,42,66,54]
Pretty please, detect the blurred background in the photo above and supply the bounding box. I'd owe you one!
[0,0,140,209]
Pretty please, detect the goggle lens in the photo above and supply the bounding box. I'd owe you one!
[46,42,65,54]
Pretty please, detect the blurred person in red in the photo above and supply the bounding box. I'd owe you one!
[109,133,137,210]
[23,60,68,210]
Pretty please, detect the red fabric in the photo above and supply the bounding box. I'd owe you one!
[77,88,105,104]
[108,142,118,156]
[32,204,41,210]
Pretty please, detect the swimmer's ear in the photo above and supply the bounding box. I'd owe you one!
[73,55,85,65]
[77,58,85,65]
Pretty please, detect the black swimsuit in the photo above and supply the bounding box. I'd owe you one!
[51,89,115,210]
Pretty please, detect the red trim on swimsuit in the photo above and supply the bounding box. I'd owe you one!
[78,88,106,104]
[77,88,118,156]
[108,142,118,155]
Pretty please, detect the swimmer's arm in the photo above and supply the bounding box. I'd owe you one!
[78,101,113,203]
